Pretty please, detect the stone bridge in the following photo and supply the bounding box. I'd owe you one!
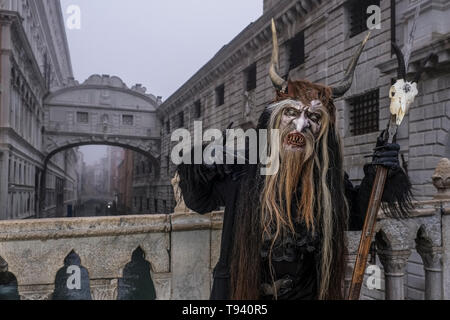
[39,75,163,215]
[43,74,162,161]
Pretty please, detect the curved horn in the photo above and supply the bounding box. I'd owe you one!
[269,19,287,92]
[332,32,371,98]
[413,53,436,83]
[391,42,406,80]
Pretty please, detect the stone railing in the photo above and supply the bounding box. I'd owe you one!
[0,212,223,300]
[1,158,449,300]
[346,199,450,300]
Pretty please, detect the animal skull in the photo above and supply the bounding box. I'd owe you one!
[389,79,418,125]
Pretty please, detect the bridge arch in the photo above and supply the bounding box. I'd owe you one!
[39,75,163,216]
[43,74,162,159]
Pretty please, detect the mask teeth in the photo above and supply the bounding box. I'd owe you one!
[287,133,305,146]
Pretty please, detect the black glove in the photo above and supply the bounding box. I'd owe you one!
[197,122,235,182]
[370,130,400,170]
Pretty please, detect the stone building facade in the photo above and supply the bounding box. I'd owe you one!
[117,150,134,214]
[108,146,123,197]
[0,0,80,219]
[156,0,450,299]
[157,0,450,211]
[131,152,162,214]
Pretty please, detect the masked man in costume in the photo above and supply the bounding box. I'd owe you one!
[177,21,413,300]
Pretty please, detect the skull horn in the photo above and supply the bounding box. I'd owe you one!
[332,32,371,98]
[269,19,287,92]
[391,42,406,80]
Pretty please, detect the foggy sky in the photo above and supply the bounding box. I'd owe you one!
[60,0,263,164]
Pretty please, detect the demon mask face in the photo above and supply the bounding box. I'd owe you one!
[280,100,323,148]
[267,19,370,155]
[267,98,329,156]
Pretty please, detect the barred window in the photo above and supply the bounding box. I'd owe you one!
[347,0,380,38]
[349,89,379,136]
[177,111,184,128]
[194,100,202,118]
[245,63,257,91]
[165,120,170,134]
[166,155,170,175]
[77,112,88,123]
[216,84,225,106]
[289,31,305,70]
[122,115,134,126]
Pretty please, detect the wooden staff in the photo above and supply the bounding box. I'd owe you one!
[347,115,398,300]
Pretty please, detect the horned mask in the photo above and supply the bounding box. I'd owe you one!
[268,19,370,110]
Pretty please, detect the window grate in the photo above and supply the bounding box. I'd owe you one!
[177,111,184,128]
[348,0,380,38]
[77,112,88,123]
[289,31,305,70]
[245,64,257,91]
[122,115,134,126]
[165,120,170,134]
[349,89,379,136]
[216,84,225,106]
[194,100,202,118]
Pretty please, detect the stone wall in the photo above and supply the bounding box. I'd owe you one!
[0,212,223,300]
[1,177,449,300]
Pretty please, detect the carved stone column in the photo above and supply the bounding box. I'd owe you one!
[171,173,190,213]
[432,158,450,200]
[377,249,411,300]
[0,150,9,220]
[432,158,450,298]
[416,245,443,300]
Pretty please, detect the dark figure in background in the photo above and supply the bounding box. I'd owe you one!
[0,256,20,300]
[177,21,412,300]
[52,250,92,300]
[117,247,156,300]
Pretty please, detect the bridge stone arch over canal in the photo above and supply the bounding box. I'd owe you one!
[40,74,162,215]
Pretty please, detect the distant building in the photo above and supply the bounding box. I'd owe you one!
[108,146,124,197]
[0,1,80,219]
[117,150,134,214]
[131,152,160,214]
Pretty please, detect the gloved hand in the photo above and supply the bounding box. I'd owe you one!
[370,130,400,170]
[196,122,235,182]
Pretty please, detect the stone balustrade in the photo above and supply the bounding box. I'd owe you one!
[0,212,223,300]
[346,199,449,300]
[1,158,449,300]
